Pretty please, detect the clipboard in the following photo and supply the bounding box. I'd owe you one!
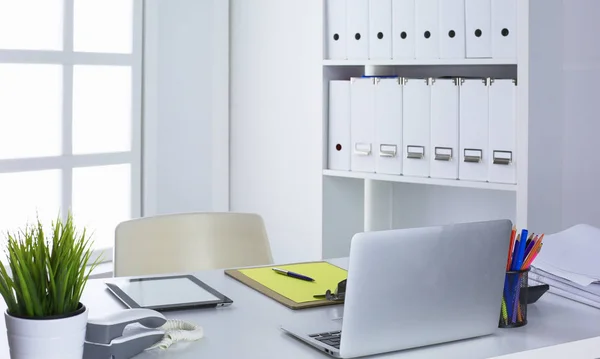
[224,261,347,310]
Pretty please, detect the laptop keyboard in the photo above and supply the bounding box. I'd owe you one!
[309,331,342,349]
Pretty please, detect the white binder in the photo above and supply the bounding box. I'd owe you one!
[325,0,347,60]
[374,78,403,175]
[392,0,415,59]
[439,0,466,59]
[459,78,489,181]
[491,0,517,59]
[350,77,376,172]
[465,0,492,58]
[369,0,392,59]
[430,78,459,179]
[415,0,440,59]
[347,0,370,59]
[488,79,516,184]
[328,80,351,171]
[402,78,431,177]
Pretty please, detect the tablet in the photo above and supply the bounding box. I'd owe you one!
[105,275,233,311]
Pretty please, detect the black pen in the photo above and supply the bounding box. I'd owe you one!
[272,268,315,282]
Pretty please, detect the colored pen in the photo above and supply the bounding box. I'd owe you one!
[506,227,516,270]
[514,229,529,270]
[523,243,543,269]
[525,233,534,249]
[523,237,536,260]
[272,268,315,282]
[510,234,521,271]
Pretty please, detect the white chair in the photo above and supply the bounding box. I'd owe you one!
[114,212,273,277]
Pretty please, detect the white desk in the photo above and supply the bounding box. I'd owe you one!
[2,258,600,359]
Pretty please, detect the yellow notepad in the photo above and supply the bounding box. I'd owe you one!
[238,262,347,303]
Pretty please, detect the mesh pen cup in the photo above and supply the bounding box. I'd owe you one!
[499,268,529,328]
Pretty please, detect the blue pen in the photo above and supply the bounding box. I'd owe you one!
[514,229,529,270]
[272,268,315,282]
[510,234,521,271]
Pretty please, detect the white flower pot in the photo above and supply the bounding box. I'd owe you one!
[4,303,88,359]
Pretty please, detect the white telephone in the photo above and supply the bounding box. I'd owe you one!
[83,308,203,359]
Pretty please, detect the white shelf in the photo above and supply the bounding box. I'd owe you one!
[323,170,517,192]
[323,59,517,66]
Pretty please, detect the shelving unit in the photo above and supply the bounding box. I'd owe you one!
[323,170,517,192]
[323,59,518,66]
[320,0,538,259]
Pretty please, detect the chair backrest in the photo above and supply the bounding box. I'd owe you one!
[114,212,273,277]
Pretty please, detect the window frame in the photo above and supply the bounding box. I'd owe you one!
[0,0,144,262]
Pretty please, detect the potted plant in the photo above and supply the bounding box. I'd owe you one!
[0,213,99,359]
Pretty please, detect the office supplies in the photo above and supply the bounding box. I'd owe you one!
[524,238,536,260]
[500,268,528,328]
[84,308,204,358]
[439,0,466,59]
[105,275,233,311]
[459,78,490,181]
[430,78,459,179]
[525,234,535,251]
[465,0,492,58]
[533,224,600,286]
[369,0,392,59]
[374,77,403,175]
[281,220,512,358]
[392,0,415,59]
[402,78,431,177]
[489,79,517,184]
[225,262,348,310]
[314,279,347,302]
[350,77,376,173]
[325,0,347,60]
[500,227,546,327]
[346,0,369,59]
[506,226,516,270]
[514,229,528,270]
[510,233,521,271]
[491,0,517,59]
[328,80,351,171]
[272,267,315,282]
[415,0,439,59]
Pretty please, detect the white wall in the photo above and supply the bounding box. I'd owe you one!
[528,0,600,234]
[143,0,229,216]
[229,0,323,263]
[561,0,600,230]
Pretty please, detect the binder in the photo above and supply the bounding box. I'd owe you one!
[328,80,351,171]
[369,0,393,60]
[325,0,347,60]
[350,77,376,173]
[465,0,492,58]
[459,78,489,181]
[430,78,459,179]
[402,78,431,177]
[392,0,415,59]
[415,0,440,59]
[374,78,403,175]
[488,79,516,184]
[346,0,370,59]
[491,0,517,59]
[439,0,466,59]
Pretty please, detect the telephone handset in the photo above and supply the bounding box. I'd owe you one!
[83,308,203,359]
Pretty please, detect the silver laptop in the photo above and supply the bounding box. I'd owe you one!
[281,220,512,358]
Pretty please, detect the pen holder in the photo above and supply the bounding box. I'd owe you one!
[499,268,529,328]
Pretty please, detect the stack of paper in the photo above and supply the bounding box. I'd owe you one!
[530,224,600,309]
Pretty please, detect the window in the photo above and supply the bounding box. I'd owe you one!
[0,0,143,261]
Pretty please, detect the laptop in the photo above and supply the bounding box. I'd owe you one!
[281,220,512,358]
